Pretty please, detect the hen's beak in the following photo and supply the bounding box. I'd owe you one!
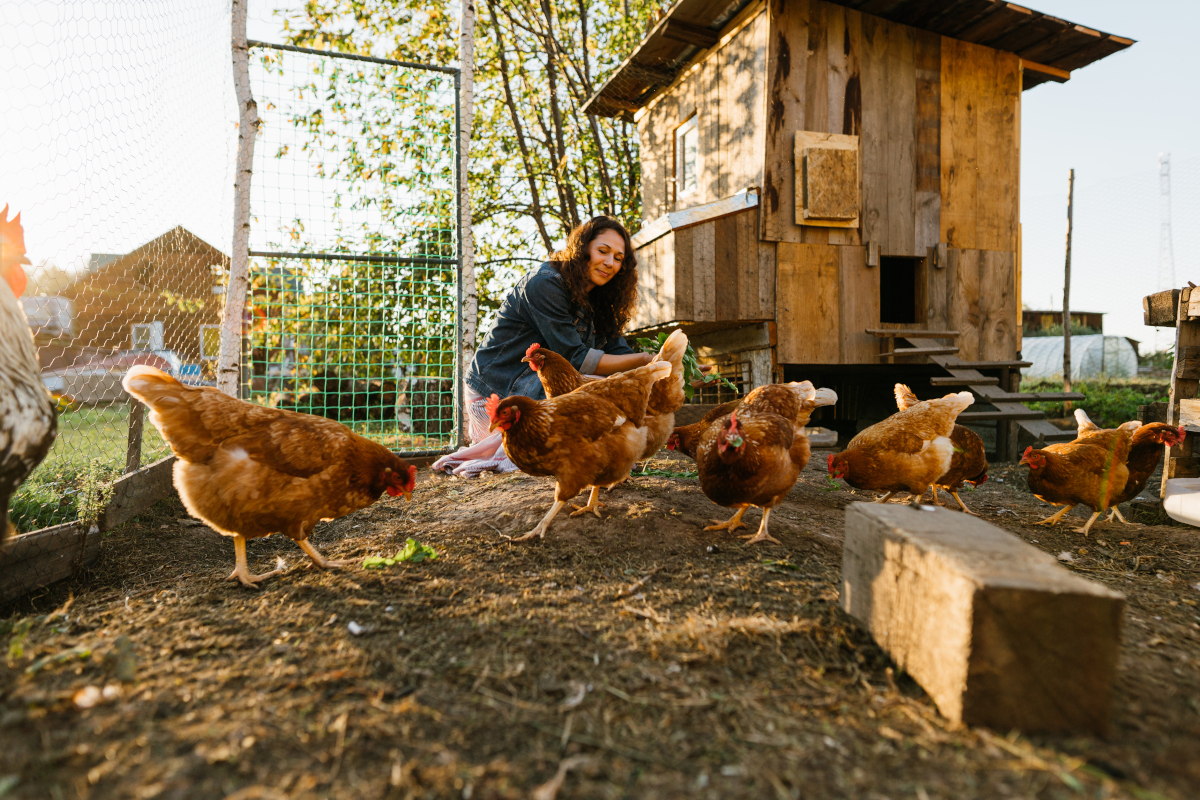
[520,356,532,363]
[402,488,412,502]
[489,419,500,433]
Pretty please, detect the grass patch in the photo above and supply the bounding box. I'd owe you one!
[1020,378,1169,428]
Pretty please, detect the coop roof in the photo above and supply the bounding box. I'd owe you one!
[582,0,1134,119]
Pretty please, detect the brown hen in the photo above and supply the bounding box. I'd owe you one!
[894,384,988,514]
[1019,424,1133,535]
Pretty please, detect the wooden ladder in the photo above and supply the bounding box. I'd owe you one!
[868,331,1082,460]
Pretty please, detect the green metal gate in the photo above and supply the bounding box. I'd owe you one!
[244,42,461,455]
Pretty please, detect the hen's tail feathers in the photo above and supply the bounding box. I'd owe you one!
[638,360,673,384]
[652,329,689,375]
[1075,408,1100,435]
[935,391,975,417]
[807,387,838,409]
[122,365,185,409]
[894,383,919,411]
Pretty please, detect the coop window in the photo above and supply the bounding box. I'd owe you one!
[131,321,164,351]
[879,257,922,325]
[674,115,699,200]
[200,324,220,359]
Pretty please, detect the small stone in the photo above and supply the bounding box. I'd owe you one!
[348,621,365,636]
[1057,552,1076,563]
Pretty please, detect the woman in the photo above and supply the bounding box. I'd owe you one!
[433,216,651,476]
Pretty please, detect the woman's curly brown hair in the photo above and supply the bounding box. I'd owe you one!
[549,216,638,342]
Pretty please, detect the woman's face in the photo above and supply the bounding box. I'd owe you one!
[586,229,626,290]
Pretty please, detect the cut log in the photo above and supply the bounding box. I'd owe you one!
[1143,289,1179,327]
[843,503,1123,735]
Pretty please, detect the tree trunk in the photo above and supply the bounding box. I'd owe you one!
[219,0,259,398]
[458,0,477,448]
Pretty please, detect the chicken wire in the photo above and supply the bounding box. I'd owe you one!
[4,1,233,536]
[245,43,461,456]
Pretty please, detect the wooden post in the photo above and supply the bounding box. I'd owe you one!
[1162,286,1200,496]
[218,0,259,398]
[125,396,143,474]
[457,0,476,447]
[1062,169,1074,410]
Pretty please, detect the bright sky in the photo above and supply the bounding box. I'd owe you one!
[3,1,1194,350]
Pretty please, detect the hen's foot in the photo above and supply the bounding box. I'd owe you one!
[569,487,605,518]
[228,535,284,589]
[872,491,897,504]
[298,539,357,570]
[508,499,567,542]
[1076,510,1103,536]
[1034,505,1074,526]
[740,508,780,545]
[704,507,747,532]
[1107,507,1140,526]
[951,491,979,516]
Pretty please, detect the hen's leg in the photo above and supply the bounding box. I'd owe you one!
[1034,504,1074,526]
[511,499,567,542]
[1108,506,1139,526]
[227,535,285,589]
[740,507,781,546]
[297,538,358,569]
[929,486,942,506]
[951,491,979,516]
[569,486,605,518]
[873,492,897,504]
[704,507,748,532]
[1076,510,1103,536]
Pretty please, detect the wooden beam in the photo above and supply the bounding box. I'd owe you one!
[843,503,1123,735]
[947,360,1032,369]
[992,392,1085,403]
[624,61,677,87]
[1019,57,1070,83]
[1143,289,1180,327]
[877,346,959,358]
[959,409,1045,421]
[661,19,720,48]
[867,329,960,338]
[930,376,999,386]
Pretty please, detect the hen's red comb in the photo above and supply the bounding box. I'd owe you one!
[485,393,502,422]
[524,342,541,359]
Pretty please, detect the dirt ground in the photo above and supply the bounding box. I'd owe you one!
[2,449,1198,800]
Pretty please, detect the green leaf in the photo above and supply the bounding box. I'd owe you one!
[822,476,842,493]
[363,538,438,569]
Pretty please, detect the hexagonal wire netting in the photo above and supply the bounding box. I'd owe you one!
[4,5,461,565]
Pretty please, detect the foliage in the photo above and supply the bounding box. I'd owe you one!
[76,458,118,527]
[274,0,665,334]
[1024,322,1103,338]
[363,537,439,568]
[634,331,739,400]
[1021,378,1170,428]
[1139,344,1174,371]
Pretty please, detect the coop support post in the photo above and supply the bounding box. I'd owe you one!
[456,0,477,448]
[1062,168,1074,409]
[218,0,259,398]
[125,397,143,474]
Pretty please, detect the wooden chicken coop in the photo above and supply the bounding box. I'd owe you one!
[582,0,1132,458]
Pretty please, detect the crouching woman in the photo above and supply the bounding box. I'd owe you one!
[432,216,650,476]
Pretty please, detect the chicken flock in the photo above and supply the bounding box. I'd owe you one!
[0,206,1178,588]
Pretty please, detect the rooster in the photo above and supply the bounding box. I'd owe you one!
[1073,409,1181,524]
[1019,424,1133,535]
[523,329,688,462]
[893,384,988,514]
[828,391,975,503]
[0,205,57,547]
[488,358,673,541]
[122,366,415,587]
[696,382,837,545]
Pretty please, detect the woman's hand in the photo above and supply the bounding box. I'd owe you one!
[690,363,717,389]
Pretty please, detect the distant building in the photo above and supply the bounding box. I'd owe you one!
[1022,310,1104,336]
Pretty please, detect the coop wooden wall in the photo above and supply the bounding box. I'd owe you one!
[632,208,775,331]
[637,8,768,222]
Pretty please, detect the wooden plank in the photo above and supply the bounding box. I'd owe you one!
[724,11,766,198]
[959,409,1044,422]
[800,0,831,245]
[946,360,1033,369]
[1165,288,1200,490]
[1143,289,1180,327]
[839,245,876,363]
[859,13,888,254]
[104,456,177,531]
[930,376,999,386]
[877,346,958,358]
[693,220,716,321]
[757,240,776,320]
[976,49,1020,252]
[700,55,720,206]
[913,29,941,255]
[714,213,740,320]
[777,242,839,363]
[885,20,917,257]
[1177,398,1200,432]
[736,207,758,318]
[675,226,695,321]
[866,328,959,337]
[631,190,759,249]
[843,503,1123,735]
[125,396,144,474]
[761,0,810,242]
[946,248,980,361]
[978,249,1018,361]
[940,37,978,250]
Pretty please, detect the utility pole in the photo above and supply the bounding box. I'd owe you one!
[1157,153,1175,354]
[1063,169,1074,410]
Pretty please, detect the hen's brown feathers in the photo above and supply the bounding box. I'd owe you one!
[1025,427,1133,513]
[893,384,987,493]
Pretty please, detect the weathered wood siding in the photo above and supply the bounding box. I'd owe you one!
[926,248,1018,362]
[776,242,875,364]
[631,209,774,331]
[637,9,768,222]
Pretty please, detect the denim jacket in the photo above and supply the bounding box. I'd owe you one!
[466,261,635,401]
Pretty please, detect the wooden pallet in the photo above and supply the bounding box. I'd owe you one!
[1145,286,1200,496]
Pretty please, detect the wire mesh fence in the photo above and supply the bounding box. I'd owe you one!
[4,1,232,537]
[245,43,461,455]
[4,5,461,570]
